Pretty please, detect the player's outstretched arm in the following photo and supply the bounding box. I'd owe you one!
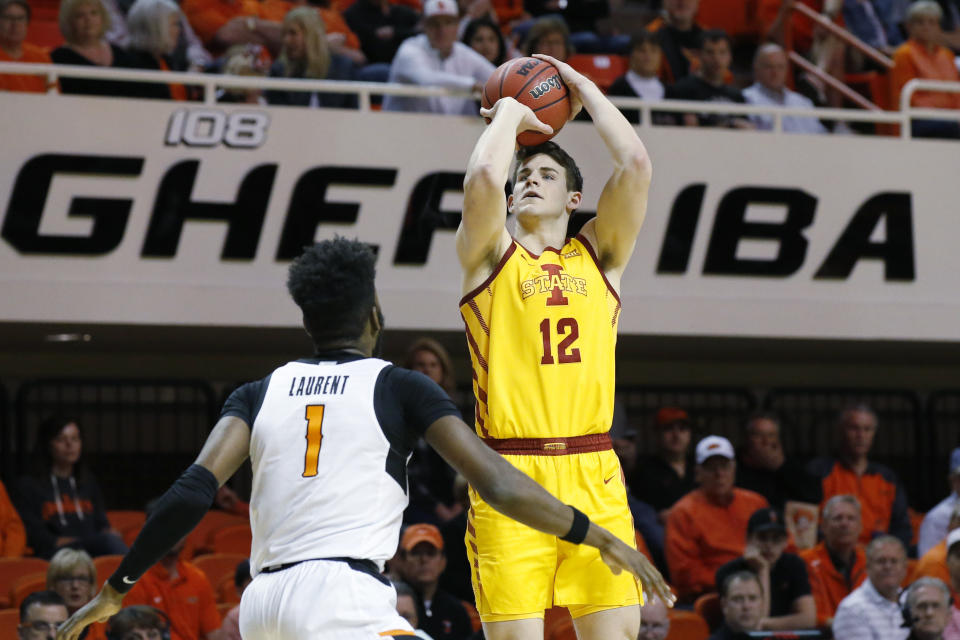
[56,417,252,640]
[458,98,552,292]
[424,415,675,606]
[533,54,651,286]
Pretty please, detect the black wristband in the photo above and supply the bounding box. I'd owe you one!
[560,506,590,544]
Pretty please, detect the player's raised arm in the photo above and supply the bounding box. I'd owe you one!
[533,54,652,286]
[424,414,675,606]
[57,416,251,640]
[457,98,552,292]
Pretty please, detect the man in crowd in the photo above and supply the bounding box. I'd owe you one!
[666,31,752,128]
[19,591,68,640]
[808,405,912,548]
[710,571,765,639]
[832,535,909,640]
[904,578,953,640]
[631,407,696,524]
[735,413,822,511]
[801,495,868,627]
[743,44,828,134]
[921,448,960,557]
[395,524,472,640]
[395,581,435,640]
[0,477,26,556]
[105,606,171,640]
[383,0,495,115]
[638,595,671,640]
[666,435,768,602]
[343,0,419,65]
[914,505,960,589]
[0,0,51,93]
[716,508,816,630]
[646,0,705,82]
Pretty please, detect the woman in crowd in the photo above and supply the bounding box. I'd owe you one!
[461,16,509,66]
[52,0,134,95]
[217,43,269,103]
[14,416,127,559]
[265,7,357,108]
[124,0,187,99]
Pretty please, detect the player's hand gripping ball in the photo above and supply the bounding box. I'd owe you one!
[481,56,571,146]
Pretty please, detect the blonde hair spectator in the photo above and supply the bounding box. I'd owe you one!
[127,0,181,56]
[278,7,330,80]
[46,548,96,614]
[59,0,110,45]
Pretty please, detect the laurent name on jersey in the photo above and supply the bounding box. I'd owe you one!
[287,375,350,397]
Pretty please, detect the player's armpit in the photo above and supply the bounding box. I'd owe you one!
[194,415,252,485]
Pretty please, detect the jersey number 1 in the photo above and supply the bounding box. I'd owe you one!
[539,318,581,364]
[302,404,325,477]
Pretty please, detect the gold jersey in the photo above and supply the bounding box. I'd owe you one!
[459,235,621,440]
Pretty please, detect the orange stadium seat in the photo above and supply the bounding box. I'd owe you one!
[183,511,247,558]
[543,606,572,639]
[25,19,63,50]
[0,608,20,636]
[546,615,577,640]
[217,574,240,605]
[93,555,124,586]
[666,609,710,640]
[193,553,247,596]
[107,510,146,534]
[211,524,252,556]
[11,573,47,609]
[0,558,48,609]
[693,592,722,631]
[567,54,628,93]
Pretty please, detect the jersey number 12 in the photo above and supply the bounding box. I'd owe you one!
[539,318,581,364]
[302,405,325,477]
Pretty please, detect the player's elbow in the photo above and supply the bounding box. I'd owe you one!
[470,471,519,513]
[622,149,652,181]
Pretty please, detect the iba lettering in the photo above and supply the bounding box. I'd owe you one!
[529,75,562,99]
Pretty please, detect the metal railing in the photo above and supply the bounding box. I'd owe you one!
[1,61,958,138]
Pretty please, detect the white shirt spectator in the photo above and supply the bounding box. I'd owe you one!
[946,605,960,640]
[743,83,828,134]
[383,34,495,115]
[919,492,959,557]
[832,578,909,640]
[625,70,664,101]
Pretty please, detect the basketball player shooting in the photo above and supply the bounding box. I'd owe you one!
[57,237,660,640]
[457,54,674,640]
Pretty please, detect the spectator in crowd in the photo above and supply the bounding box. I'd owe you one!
[843,0,906,55]
[735,412,822,510]
[639,595,671,640]
[47,548,96,615]
[395,524,472,640]
[0,477,26,556]
[666,435,769,602]
[265,7,357,108]
[711,571,765,639]
[522,15,572,60]
[18,591,68,640]
[905,578,954,640]
[217,559,250,640]
[437,474,473,604]
[630,406,697,523]
[462,16,508,66]
[646,0,704,83]
[122,501,221,640]
[51,0,137,96]
[807,405,912,548]
[832,535,909,640]
[913,505,960,589]
[947,530,960,638]
[522,0,611,52]
[716,508,816,630]
[394,580,435,640]
[890,2,960,138]
[105,605,171,640]
[383,0,494,115]
[607,32,667,124]
[216,43,269,103]
[921,449,960,558]
[284,0,367,67]
[743,44,829,134]
[801,494,868,627]
[342,0,418,65]
[123,0,188,100]
[15,416,127,559]
[180,0,285,55]
[0,0,51,93]
[666,30,752,128]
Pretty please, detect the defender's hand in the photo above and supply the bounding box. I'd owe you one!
[480,97,554,136]
[599,539,676,608]
[56,583,124,640]
[531,54,590,120]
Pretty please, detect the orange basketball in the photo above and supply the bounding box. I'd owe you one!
[481,56,571,146]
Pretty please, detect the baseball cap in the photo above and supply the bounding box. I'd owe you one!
[747,508,787,536]
[695,435,735,465]
[400,523,444,552]
[947,528,960,555]
[423,0,458,18]
[656,407,690,427]
[950,447,960,475]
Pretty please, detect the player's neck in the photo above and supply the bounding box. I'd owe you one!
[514,214,569,255]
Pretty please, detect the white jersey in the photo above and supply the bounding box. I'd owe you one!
[221,352,459,577]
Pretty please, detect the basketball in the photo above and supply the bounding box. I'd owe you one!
[481,56,571,146]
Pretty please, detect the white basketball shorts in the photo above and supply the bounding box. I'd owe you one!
[239,559,416,639]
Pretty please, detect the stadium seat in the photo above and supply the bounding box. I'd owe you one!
[0,558,48,609]
[666,609,710,640]
[567,54,628,93]
[93,555,124,586]
[106,510,146,534]
[183,511,247,558]
[25,19,64,50]
[0,608,20,636]
[693,592,722,631]
[11,573,47,609]
[543,606,572,640]
[193,553,247,596]
[546,615,577,640]
[211,524,252,556]
[217,574,240,605]
[217,601,236,618]
[462,600,481,633]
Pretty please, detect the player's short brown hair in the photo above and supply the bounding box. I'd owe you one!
[514,141,584,193]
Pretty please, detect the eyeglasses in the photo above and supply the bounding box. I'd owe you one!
[56,575,93,585]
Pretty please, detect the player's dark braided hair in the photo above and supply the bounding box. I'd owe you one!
[287,236,377,343]
[513,141,583,193]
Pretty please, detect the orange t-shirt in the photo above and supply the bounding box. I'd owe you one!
[0,42,51,93]
[913,540,953,590]
[124,560,222,640]
[891,39,960,110]
[318,8,360,50]
[665,487,769,600]
[800,542,867,626]
[0,480,26,556]
[182,0,292,44]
